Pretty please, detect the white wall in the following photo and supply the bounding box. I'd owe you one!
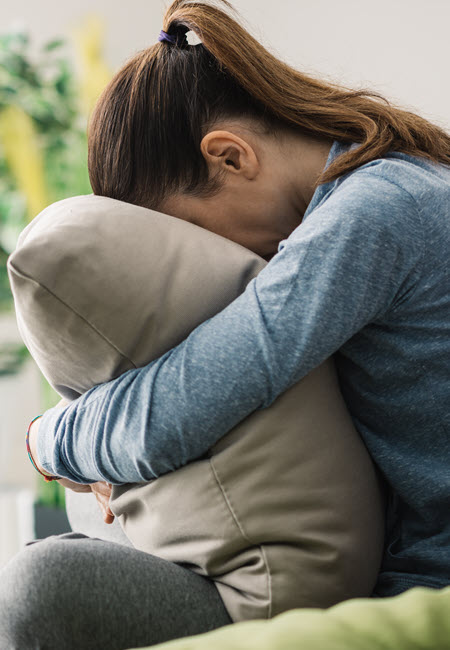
[2,0,450,129]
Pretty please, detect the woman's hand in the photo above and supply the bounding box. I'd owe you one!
[56,477,115,524]
[28,415,115,524]
[90,481,115,524]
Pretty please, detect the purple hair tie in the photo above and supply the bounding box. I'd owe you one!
[158,30,178,45]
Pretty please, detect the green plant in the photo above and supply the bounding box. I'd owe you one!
[0,30,91,319]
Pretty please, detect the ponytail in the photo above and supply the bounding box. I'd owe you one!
[88,0,450,208]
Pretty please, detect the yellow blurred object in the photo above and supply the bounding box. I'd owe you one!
[0,105,48,222]
[73,15,112,115]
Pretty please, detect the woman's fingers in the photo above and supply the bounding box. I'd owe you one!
[91,481,115,524]
[55,479,115,524]
[102,511,115,524]
[56,477,92,493]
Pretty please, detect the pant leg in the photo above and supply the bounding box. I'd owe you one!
[0,532,232,650]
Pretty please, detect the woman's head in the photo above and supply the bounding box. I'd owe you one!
[88,1,281,212]
[88,0,450,254]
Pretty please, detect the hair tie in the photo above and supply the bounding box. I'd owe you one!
[158,30,178,45]
[158,28,189,47]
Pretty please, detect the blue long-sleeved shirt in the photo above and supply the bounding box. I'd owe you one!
[36,139,450,595]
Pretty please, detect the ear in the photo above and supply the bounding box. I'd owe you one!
[200,130,259,180]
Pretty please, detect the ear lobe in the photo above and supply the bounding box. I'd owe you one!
[200,130,259,180]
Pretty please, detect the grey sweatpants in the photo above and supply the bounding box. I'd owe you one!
[0,532,232,650]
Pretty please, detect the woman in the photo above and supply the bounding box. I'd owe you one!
[2,0,449,648]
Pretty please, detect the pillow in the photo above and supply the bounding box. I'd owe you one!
[7,194,385,622]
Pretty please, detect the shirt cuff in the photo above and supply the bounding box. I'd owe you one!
[35,405,94,484]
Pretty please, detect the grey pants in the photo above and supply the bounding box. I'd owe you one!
[0,532,232,650]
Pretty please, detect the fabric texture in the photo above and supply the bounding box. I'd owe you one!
[7,192,384,621]
[23,139,450,597]
[0,531,232,650]
[142,585,450,650]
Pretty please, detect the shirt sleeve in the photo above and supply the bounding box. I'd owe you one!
[36,170,423,485]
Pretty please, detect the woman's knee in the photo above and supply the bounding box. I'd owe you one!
[0,534,91,649]
[0,532,233,649]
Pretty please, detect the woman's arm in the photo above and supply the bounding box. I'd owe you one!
[35,171,422,485]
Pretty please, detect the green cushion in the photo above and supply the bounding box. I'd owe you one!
[131,586,450,650]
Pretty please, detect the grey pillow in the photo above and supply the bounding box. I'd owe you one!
[8,195,385,622]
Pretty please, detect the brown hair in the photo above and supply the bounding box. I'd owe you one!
[88,0,450,210]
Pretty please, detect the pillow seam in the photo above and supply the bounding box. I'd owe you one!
[209,458,273,619]
[9,262,137,368]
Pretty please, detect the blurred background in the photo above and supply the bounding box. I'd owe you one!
[1,0,449,568]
